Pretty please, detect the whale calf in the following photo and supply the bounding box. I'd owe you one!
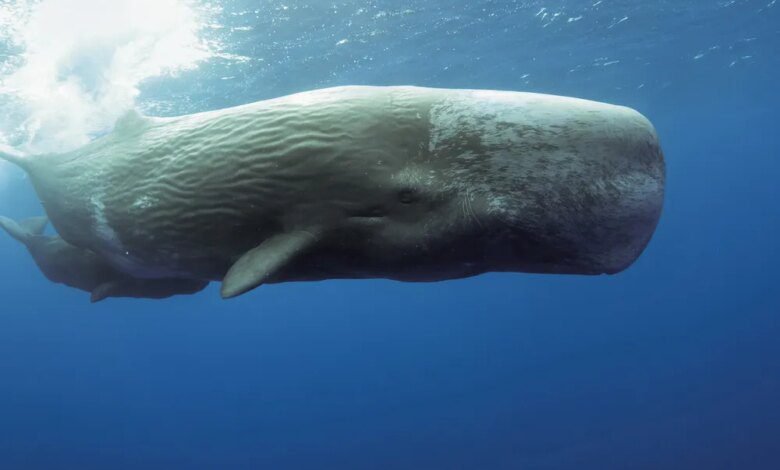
[0,86,665,302]
[0,216,207,302]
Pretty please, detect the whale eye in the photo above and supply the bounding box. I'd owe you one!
[398,189,419,204]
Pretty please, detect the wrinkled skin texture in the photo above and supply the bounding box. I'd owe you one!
[1,86,665,301]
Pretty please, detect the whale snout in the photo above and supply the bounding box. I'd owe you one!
[436,91,666,276]
[580,105,666,274]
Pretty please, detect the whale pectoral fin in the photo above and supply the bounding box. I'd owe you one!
[221,230,319,299]
[91,278,210,303]
[91,282,119,303]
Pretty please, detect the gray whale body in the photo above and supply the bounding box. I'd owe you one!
[0,86,665,302]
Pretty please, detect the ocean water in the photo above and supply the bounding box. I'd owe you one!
[0,1,778,468]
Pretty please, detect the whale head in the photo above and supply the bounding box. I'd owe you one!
[345,89,666,280]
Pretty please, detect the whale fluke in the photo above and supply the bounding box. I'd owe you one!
[0,149,30,172]
[221,230,320,299]
[0,216,48,244]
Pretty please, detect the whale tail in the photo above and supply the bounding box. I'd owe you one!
[0,215,49,245]
[0,147,31,172]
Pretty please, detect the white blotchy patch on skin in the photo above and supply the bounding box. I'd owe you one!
[90,194,123,250]
[428,90,659,214]
[428,91,536,218]
[132,195,157,210]
[392,166,436,188]
[429,91,527,154]
[94,193,187,279]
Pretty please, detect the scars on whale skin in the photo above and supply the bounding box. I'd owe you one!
[0,86,665,302]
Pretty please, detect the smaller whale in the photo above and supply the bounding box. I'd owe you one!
[0,86,665,302]
[0,216,207,302]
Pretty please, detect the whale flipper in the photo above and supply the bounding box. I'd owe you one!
[221,230,319,299]
[90,278,209,303]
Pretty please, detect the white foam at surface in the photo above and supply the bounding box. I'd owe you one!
[0,0,214,158]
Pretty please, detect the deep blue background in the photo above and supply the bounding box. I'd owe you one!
[1,1,779,468]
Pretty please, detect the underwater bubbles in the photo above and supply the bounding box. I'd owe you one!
[0,0,215,156]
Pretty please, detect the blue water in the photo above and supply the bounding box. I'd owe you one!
[1,1,778,468]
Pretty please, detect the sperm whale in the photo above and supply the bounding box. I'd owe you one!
[0,86,665,301]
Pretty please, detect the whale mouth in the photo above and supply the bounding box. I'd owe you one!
[346,206,388,227]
